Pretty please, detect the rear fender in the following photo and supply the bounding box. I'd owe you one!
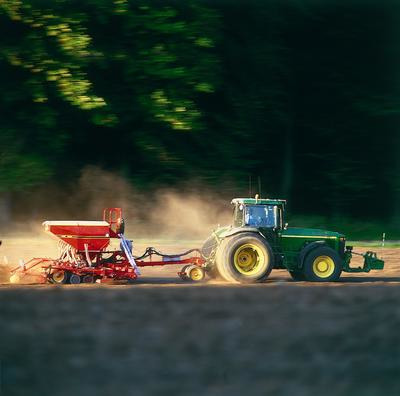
[297,241,327,269]
[221,227,262,239]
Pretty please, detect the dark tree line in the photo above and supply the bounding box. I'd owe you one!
[1,0,400,230]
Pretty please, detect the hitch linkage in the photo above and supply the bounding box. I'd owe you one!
[343,246,384,273]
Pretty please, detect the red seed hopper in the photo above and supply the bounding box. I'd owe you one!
[10,208,205,284]
[43,220,111,252]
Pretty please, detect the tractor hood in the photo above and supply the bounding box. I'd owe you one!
[282,227,344,239]
[211,225,345,241]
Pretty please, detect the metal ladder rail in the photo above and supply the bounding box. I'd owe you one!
[119,234,141,276]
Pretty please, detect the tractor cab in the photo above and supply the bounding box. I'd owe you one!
[232,198,286,229]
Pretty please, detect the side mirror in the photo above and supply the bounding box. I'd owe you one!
[284,223,288,230]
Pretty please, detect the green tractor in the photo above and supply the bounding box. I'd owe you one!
[201,197,384,283]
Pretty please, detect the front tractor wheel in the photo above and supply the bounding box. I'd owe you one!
[215,233,273,283]
[303,246,342,282]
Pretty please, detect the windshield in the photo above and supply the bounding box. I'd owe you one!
[244,205,277,228]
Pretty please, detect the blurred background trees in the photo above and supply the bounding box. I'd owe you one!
[0,0,399,236]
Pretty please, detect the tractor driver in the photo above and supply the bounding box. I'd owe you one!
[245,205,276,227]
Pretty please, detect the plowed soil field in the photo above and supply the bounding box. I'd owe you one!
[0,238,399,395]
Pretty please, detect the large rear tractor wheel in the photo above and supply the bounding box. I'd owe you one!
[303,246,342,282]
[215,232,274,283]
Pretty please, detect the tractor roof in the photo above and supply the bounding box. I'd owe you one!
[231,198,286,206]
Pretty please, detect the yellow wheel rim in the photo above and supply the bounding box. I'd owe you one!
[52,270,66,283]
[312,255,335,278]
[190,267,203,281]
[233,243,265,275]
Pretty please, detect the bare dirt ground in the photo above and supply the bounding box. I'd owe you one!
[1,238,400,395]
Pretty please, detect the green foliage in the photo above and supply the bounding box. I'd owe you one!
[0,131,52,191]
[0,0,398,227]
[0,0,218,190]
[1,0,105,110]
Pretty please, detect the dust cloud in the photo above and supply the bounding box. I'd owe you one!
[0,166,234,276]
[72,166,233,240]
[1,166,233,239]
[0,262,8,283]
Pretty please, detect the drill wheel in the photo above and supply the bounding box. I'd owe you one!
[69,273,81,284]
[178,265,190,280]
[50,270,69,284]
[82,275,95,284]
[186,265,205,282]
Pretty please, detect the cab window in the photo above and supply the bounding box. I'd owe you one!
[233,204,244,227]
[244,205,277,228]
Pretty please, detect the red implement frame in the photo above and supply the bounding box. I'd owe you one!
[10,208,205,284]
[103,207,123,237]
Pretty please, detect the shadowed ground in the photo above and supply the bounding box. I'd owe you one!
[1,283,400,396]
[0,241,400,395]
